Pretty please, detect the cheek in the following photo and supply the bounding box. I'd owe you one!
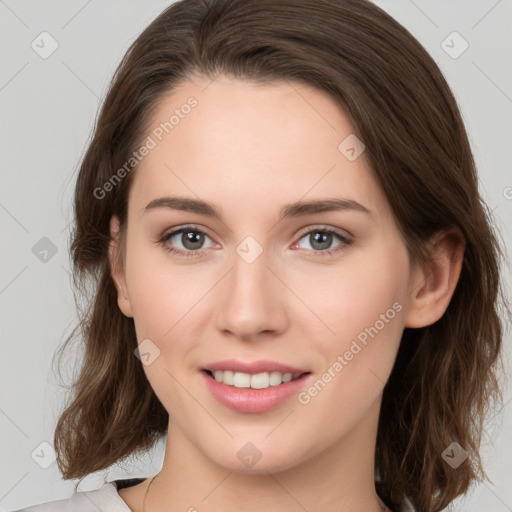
[295,247,408,430]
[306,243,409,343]
[123,239,203,341]
[301,243,409,418]
[123,241,208,409]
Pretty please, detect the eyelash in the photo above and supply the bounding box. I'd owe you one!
[157,224,353,259]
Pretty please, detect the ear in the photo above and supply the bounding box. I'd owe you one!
[404,227,465,328]
[108,215,133,318]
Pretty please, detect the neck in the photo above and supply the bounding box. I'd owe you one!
[143,396,388,512]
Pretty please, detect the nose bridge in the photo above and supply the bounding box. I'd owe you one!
[229,239,273,312]
[214,236,286,338]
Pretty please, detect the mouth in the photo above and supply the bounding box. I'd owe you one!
[200,361,314,413]
[202,369,311,389]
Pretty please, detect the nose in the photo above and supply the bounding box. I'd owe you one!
[214,246,289,341]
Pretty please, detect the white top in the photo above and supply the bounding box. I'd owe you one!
[11,481,132,512]
[13,480,417,512]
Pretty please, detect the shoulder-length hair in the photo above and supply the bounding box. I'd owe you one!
[53,1,507,510]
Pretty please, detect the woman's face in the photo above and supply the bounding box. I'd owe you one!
[112,74,420,473]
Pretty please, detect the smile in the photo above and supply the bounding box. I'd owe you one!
[201,369,313,413]
[205,369,305,389]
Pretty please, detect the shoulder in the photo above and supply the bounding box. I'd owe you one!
[10,479,141,512]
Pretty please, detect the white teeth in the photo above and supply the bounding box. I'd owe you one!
[269,371,282,386]
[223,370,234,385]
[281,372,292,383]
[250,372,269,389]
[209,370,301,389]
[233,372,251,388]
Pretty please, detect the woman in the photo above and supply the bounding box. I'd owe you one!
[14,0,506,511]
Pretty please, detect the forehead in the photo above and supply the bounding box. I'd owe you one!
[127,74,388,221]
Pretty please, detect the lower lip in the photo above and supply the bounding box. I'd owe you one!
[201,370,312,413]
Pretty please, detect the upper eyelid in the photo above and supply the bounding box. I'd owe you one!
[295,224,353,240]
[162,224,215,242]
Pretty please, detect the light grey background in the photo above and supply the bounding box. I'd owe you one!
[1,0,511,510]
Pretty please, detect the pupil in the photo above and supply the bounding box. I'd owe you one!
[311,232,332,250]
[183,231,204,250]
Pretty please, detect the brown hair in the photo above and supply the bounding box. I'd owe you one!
[53,0,508,510]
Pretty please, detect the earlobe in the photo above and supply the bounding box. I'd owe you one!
[108,215,134,318]
[404,228,465,328]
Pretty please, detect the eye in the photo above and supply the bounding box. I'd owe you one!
[292,227,353,256]
[158,225,217,257]
[157,225,353,258]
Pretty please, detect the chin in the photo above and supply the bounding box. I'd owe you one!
[205,443,306,475]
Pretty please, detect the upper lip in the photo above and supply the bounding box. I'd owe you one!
[202,359,310,375]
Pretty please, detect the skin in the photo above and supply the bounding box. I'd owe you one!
[110,74,464,512]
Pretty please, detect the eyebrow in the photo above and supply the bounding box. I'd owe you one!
[143,196,372,221]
